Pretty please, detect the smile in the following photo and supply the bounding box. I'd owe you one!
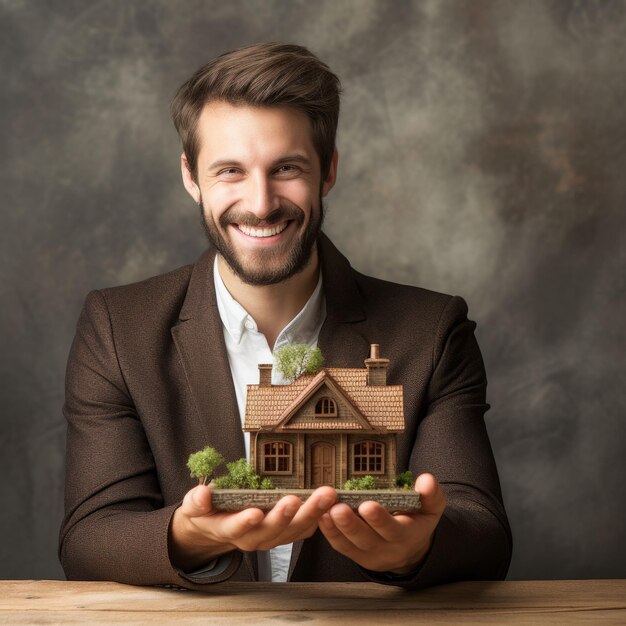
[237,222,289,238]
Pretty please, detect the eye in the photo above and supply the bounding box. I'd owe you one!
[275,164,300,175]
[218,167,240,176]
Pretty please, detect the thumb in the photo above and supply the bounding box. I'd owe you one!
[180,484,215,519]
[415,473,446,517]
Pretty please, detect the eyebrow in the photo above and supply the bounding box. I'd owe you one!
[207,154,313,172]
[274,154,313,167]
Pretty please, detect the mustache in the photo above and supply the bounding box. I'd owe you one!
[219,205,304,229]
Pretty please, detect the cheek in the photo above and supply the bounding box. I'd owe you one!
[202,186,238,217]
[283,180,317,209]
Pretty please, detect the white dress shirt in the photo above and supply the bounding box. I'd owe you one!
[213,257,326,582]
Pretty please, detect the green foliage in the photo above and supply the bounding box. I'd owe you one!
[260,477,275,490]
[343,475,378,490]
[274,344,324,382]
[187,446,224,485]
[212,458,272,489]
[395,470,414,490]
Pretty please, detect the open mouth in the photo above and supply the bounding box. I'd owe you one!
[237,222,289,238]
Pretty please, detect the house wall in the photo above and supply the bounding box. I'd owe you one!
[256,431,398,489]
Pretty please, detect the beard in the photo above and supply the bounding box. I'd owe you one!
[200,196,325,286]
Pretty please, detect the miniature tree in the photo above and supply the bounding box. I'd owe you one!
[274,344,324,382]
[187,446,224,485]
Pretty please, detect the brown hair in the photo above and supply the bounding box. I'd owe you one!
[171,42,341,180]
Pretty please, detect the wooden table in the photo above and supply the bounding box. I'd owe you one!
[1,580,625,624]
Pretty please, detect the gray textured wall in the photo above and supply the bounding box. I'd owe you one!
[1,0,624,580]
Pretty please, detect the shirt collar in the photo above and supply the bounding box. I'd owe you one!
[213,256,325,347]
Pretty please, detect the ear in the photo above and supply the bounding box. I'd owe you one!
[181,153,201,204]
[321,148,339,198]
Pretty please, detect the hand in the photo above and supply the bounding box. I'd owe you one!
[318,473,445,574]
[168,484,337,572]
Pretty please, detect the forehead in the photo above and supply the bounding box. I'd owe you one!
[195,101,316,163]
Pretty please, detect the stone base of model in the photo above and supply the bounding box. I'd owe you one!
[209,489,421,513]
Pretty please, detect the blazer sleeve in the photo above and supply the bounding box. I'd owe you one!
[364,295,512,588]
[59,290,243,586]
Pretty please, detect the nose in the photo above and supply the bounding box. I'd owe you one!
[245,172,278,220]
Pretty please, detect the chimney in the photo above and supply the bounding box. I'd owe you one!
[364,344,389,386]
[258,364,273,387]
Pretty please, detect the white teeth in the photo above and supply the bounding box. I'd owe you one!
[238,223,288,238]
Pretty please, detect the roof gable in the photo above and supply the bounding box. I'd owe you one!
[273,370,374,432]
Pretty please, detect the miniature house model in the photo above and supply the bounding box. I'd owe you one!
[244,345,405,489]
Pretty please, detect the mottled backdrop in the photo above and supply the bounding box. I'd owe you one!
[1,0,624,580]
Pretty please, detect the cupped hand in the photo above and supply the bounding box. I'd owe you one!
[318,473,445,574]
[169,484,337,571]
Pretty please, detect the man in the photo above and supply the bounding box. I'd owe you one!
[60,43,512,589]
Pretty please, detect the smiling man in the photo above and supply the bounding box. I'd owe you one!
[60,43,512,589]
[182,102,332,350]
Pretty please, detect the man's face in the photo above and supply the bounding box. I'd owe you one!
[182,102,337,285]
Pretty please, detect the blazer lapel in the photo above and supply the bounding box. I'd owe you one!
[171,247,246,462]
[317,232,371,367]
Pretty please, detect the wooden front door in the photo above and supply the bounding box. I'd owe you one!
[311,443,336,487]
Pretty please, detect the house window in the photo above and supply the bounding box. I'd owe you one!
[315,397,337,417]
[353,441,384,474]
[263,441,293,474]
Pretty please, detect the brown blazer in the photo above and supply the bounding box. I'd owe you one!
[60,234,512,589]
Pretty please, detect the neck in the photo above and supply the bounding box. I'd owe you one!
[217,247,320,350]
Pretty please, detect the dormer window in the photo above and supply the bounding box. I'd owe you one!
[315,397,337,417]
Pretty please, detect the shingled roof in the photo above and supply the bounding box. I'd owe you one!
[244,367,404,432]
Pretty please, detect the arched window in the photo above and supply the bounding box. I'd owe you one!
[263,441,293,473]
[315,397,337,417]
[353,441,384,474]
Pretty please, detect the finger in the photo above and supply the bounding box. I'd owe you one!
[256,488,335,546]
[327,503,382,552]
[265,487,336,545]
[179,485,215,518]
[230,495,305,551]
[259,495,303,529]
[181,491,266,551]
[357,474,446,543]
[203,507,265,544]
[319,513,394,571]
[415,473,446,517]
[203,492,324,552]
[181,486,265,536]
[319,513,365,557]
[289,486,336,525]
[356,500,414,543]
